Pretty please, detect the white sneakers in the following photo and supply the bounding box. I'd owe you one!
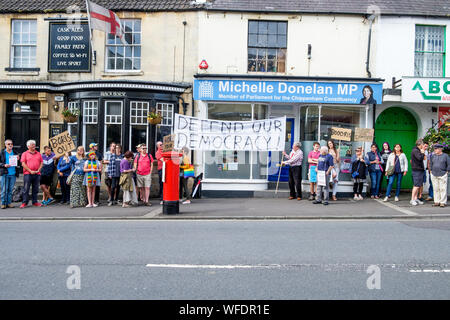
[395,196,399,202]
[353,195,364,201]
[383,197,389,202]
[416,199,424,205]
[410,200,418,206]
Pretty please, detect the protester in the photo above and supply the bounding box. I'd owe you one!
[70,146,87,208]
[20,140,43,208]
[429,144,449,207]
[179,146,195,204]
[89,143,103,204]
[0,139,19,209]
[133,143,153,206]
[351,147,368,201]
[109,144,123,205]
[380,142,392,196]
[282,141,303,201]
[40,146,56,205]
[327,140,340,201]
[120,151,138,208]
[103,142,116,205]
[421,142,430,201]
[410,139,426,206]
[313,146,334,205]
[426,145,434,201]
[134,144,142,202]
[383,144,408,202]
[367,143,384,199]
[57,152,72,204]
[307,142,321,200]
[155,141,164,205]
[83,150,102,208]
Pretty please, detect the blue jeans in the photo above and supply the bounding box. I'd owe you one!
[428,173,434,198]
[369,170,382,196]
[386,173,403,197]
[1,175,16,205]
[23,174,40,205]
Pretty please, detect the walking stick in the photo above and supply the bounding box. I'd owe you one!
[275,162,283,194]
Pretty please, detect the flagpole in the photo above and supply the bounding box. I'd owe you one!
[85,0,95,79]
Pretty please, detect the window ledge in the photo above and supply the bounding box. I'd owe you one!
[247,71,287,76]
[5,67,40,76]
[102,70,144,76]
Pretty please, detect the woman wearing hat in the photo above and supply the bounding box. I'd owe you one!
[83,150,102,208]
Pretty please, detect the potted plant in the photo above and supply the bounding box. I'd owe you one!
[147,111,162,125]
[423,124,450,155]
[61,107,80,123]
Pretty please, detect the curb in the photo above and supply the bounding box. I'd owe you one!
[0,214,449,221]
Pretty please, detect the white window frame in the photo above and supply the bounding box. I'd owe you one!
[82,100,98,149]
[129,101,149,148]
[104,100,123,153]
[414,25,446,77]
[11,19,37,68]
[105,19,141,72]
[155,102,174,146]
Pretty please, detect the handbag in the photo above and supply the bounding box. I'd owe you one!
[386,156,398,176]
[66,169,76,185]
[351,162,361,179]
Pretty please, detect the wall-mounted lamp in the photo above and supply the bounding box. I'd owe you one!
[53,104,60,112]
[13,102,21,113]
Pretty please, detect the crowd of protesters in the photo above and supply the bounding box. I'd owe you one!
[0,140,197,209]
[281,138,449,207]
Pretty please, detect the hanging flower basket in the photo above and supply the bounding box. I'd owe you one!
[147,112,162,125]
[61,107,80,123]
[63,114,78,123]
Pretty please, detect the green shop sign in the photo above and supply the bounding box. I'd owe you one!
[402,77,450,103]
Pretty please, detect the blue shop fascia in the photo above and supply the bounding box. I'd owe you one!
[192,74,384,197]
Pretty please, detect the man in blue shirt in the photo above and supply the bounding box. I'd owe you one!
[313,146,334,205]
[0,139,19,209]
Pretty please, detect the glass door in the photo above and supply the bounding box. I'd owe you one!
[268,118,294,182]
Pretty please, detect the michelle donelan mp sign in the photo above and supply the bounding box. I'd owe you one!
[194,79,383,105]
[174,114,286,151]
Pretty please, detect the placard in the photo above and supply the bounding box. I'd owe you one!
[174,114,286,151]
[9,155,18,167]
[163,134,176,152]
[354,128,374,142]
[48,131,76,157]
[330,127,352,141]
[317,170,326,186]
[48,22,91,72]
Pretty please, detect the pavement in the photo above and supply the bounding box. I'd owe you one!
[0,193,448,220]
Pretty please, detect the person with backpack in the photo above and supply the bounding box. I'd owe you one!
[133,143,154,206]
[383,144,408,202]
[351,147,369,201]
[0,139,20,209]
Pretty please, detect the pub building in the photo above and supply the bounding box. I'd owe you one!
[0,80,189,155]
[192,74,384,197]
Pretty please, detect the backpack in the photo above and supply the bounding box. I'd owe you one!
[135,153,154,174]
[12,186,23,202]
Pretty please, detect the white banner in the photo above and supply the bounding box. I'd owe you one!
[174,114,286,151]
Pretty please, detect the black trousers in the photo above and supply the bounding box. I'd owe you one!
[111,177,121,201]
[288,165,302,198]
[59,176,70,203]
[158,169,163,200]
[353,182,364,195]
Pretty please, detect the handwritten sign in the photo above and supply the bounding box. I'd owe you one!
[330,127,352,141]
[48,131,76,157]
[354,128,374,142]
[9,155,18,167]
[163,134,175,152]
[174,114,286,151]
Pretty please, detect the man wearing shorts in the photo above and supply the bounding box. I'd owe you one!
[410,139,426,206]
[133,143,153,206]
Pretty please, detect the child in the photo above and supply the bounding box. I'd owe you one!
[83,151,102,208]
[307,142,321,200]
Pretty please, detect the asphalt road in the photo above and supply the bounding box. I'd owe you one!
[0,220,449,299]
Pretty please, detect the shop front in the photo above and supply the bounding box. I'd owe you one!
[193,75,384,196]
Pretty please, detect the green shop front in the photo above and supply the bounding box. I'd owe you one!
[193,75,384,197]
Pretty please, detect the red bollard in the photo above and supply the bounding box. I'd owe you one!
[162,151,183,214]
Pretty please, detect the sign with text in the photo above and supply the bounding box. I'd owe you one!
[402,77,450,104]
[48,131,76,158]
[194,79,383,105]
[48,23,91,72]
[438,107,450,127]
[354,128,374,142]
[163,134,175,152]
[330,127,352,141]
[174,114,286,151]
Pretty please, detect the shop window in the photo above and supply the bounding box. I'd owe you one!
[11,19,37,68]
[82,100,98,150]
[104,101,123,153]
[248,20,287,73]
[106,19,141,71]
[414,25,446,77]
[300,105,367,182]
[155,102,174,145]
[205,103,268,180]
[130,101,149,151]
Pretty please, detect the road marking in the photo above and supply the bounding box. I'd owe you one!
[146,263,282,269]
[375,199,419,216]
[409,270,450,273]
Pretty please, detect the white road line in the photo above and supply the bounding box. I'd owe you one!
[146,263,282,269]
[375,199,419,216]
[409,270,450,273]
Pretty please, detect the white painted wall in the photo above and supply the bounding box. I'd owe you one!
[198,12,373,77]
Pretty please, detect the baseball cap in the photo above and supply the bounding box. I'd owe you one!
[89,143,98,149]
[434,144,444,148]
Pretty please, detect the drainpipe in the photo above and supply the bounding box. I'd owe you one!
[365,14,376,78]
